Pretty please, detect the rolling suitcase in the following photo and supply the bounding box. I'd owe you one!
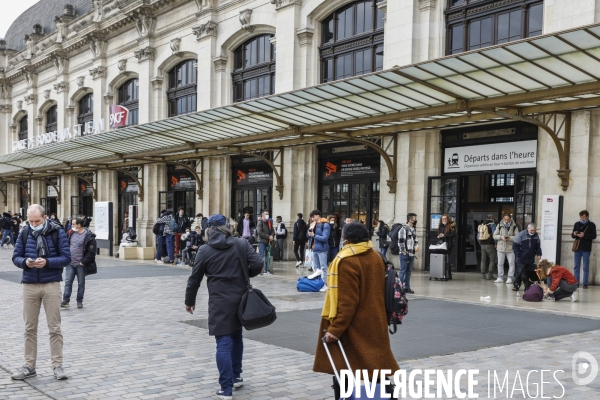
[321,338,396,400]
[429,253,448,281]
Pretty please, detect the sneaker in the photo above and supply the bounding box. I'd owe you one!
[583,284,588,289]
[155,259,164,264]
[545,295,555,301]
[233,377,244,388]
[53,365,68,380]
[295,261,302,268]
[264,271,274,275]
[11,366,36,380]
[215,389,232,399]
[406,289,415,294]
[319,285,328,292]
[77,302,83,309]
[506,278,514,284]
[512,286,519,292]
[307,270,321,280]
[494,278,504,283]
[307,267,314,272]
[61,301,69,308]
[571,292,578,302]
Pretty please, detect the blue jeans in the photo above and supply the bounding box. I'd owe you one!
[399,254,414,290]
[165,234,175,263]
[155,234,164,260]
[63,265,85,303]
[328,246,339,263]
[259,243,270,272]
[573,250,591,285]
[313,250,329,284]
[3,229,14,246]
[379,247,388,260]
[215,327,243,395]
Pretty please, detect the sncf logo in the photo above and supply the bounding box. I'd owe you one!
[109,105,129,128]
[547,198,554,202]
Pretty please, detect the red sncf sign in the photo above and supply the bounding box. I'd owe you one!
[109,105,129,128]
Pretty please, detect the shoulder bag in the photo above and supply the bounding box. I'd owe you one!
[236,239,277,330]
[572,225,588,252]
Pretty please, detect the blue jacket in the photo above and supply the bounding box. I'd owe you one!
[13,221,72,284]
[308,219,330,253]
[512,230,542,265]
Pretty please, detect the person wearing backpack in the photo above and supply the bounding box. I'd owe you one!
[2,211,15,248]
[478,215,497,280]
[398,213,419,294]
[512,223,542,291]
[493,214,519,284]
[313,222,399,400]
[155,210,175,264]
[61,217,96,309]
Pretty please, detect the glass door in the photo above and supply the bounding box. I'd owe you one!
[70,196,80,219]
[119,194,138,235]
[514,172,536,230]
[232,187,271,223]
[426,176,460,271]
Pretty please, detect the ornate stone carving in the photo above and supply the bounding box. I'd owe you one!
[418,0,436,11]
[103,92,114,105]
[150,76,163,91]
[239,9,254,32]
[1,83,11,99]
[194,0,214,9]
[134,46,155,62]
[54,81,69,93]
[377,1,388,21]
[17,100,23,110]
[52,55,69,75]
[89,34,107,59]
[54,17,69,43]
[25,94,38,105]
[43,90,51,100]
[270,0,302,10]
[135,10,156,37]
[89,66,107,80]
[36,115,43,125]
[170,38,182,56]
[296,28,313,47]
[23,68,37,88]
[93,0,104,22]
[77,76,85,88]
[213,56,228,72]
[0,105,12,113]
[25,35,37,59]
[118,59,128,75]
[192,21,218,40]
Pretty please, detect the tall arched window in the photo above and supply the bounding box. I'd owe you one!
[320,0,385,83]
[118,78,139,126]
[46,105,57,133]
[78,93,94,135]
[168,59,197,117]
[233,34,276,102]
[19,115,28,141]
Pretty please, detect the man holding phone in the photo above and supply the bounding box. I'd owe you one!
[11,204,71,381]
[493,213,519,284]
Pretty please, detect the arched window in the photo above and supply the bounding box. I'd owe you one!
[233,34,276,102]
[168,59,197,117]
[118,78,139,126]
[19,115,28,141]
[78,93,94,135]
[320,1,384,83]
[46,105,57,133]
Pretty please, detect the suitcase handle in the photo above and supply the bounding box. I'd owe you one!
[321,337,354,389]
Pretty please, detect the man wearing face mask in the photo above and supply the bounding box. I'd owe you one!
[174,207,191,259]
[493,213,519,284]
[572,210,597,289]
[274,216,287,262]
[512,223,542,291]
[11,204,71,381]
[256,210,274,275]
[398,213,418,294]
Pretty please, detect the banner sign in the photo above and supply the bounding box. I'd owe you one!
[168,171,196,190]
[109,105,129,128]
[444,140,537,173]
[79,179,93,196]
[47,185,58,198]
[13,118,105,153]
[541,195,563,264]
[119,178,139,194]
[235,166,273,186]
[321,157,380,180]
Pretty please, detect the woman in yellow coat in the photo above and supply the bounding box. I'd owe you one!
[313,222,400,399]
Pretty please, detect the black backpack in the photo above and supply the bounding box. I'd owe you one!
[152,222,164,235]
[381,256,408,334]
[388,223,403,255]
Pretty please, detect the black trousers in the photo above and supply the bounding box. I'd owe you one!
[294,240,306,262]
[515,262,538,289]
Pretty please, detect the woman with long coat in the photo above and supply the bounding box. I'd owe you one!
[313,222,399,399]
[437,214,456,280]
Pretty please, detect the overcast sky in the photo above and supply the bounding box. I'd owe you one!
[0,1,40,39]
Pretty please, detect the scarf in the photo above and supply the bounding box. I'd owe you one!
[321,240,373,322]
[31,221,51,257]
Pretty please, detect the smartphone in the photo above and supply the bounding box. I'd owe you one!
[27,258,34,263]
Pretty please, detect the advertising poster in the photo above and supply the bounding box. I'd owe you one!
[119,178,139,194]
[235,167,273,186]
[444,140,537,173]
[322,157,380,180]
[540,195,562,264]
[94,202,111,241]
[168,171,197,190]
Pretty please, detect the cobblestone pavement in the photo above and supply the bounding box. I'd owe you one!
[0,250,599,399]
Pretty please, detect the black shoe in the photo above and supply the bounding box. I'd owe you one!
[308,267,313,272]
[583,284,588,289]
[512,286,519,292]
[406,289,415,294]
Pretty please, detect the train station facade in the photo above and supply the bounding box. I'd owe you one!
[0,0,599,283]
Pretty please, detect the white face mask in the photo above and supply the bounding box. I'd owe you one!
[265,215,269,220]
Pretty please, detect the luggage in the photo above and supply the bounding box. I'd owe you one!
[321,338,396,400]
[272,241,281,261]
[523,284,544,302]
[429,253,448,281]
[381,257,408,333]
[304,248,314,268]
[296,276,324,292]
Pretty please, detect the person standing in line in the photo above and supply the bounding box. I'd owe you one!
[237,212,256,243]
[512,223,542,291]
[155,210,175,264]
[327,215,342,262]
[62,217,97,309]
[174,206,191,259]
[398,213,418,294]
[293,213,307,268]
[478,215,497,280]
[2,211,15,248]
[307,210,331,292]
[185,214,263,400]
[275,216,287,262]
[11,204,71,381]
[436,214,456,281]
[572,210,597,289]
[256,210,274,275]
[344,217,353,225]
[493,213,518,284]
[375,220,389,260]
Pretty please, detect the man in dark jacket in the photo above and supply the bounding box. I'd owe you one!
[185,214,262,400]
[11,204,71,381]
[512,223,542,291]
[2,211,15,247]
[174,206,191,257]
[62,217,97,309]
[572,210,597,289]
[256,210,274,275]
[293,213,307,267]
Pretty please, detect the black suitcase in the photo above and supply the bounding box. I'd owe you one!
[272,241,281,261]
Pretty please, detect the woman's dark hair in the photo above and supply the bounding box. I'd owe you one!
[74,217,86,227]
[341,222,370,244]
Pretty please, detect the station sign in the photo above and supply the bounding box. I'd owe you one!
[13,118,106,153]
[444,140,537,173]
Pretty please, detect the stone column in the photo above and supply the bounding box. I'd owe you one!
[0,104,11,157]
[138,163,167,248]
[59,175,78,224]
[89,65,107,132]
[194,22,218,110]
[97,170,119,254]
[296,28,315,88]
[273,0,302,93]
[380,0,417,68]
[202,156,231,216]
[137,50,155,124]
[29,180,46,206]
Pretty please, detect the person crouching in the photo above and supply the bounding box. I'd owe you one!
[537,259,579,302]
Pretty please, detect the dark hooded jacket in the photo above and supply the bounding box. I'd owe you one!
[13,220,71,284]
[69,229,97,268]
[185,227,263,336]
[2,212,12,230]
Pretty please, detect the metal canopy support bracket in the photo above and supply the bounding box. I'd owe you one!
[106,166,145,202]
[169,159,203,200]
[474,108,571,191]
[31,176,61,204]
[233,148,285,200]
[76,171,97,201]
[0,182,7,206]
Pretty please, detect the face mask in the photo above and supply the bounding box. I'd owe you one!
[31,223,44,232]
[265,215,269,220]
[413,220,418,227]
[330,221,335,225]
[581,219,589,224]
[528,232,534,236]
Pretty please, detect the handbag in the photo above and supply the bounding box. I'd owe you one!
[572,225,588,252]
[236,240,277,330]
[429,241,448,250]
[304,248,314,268]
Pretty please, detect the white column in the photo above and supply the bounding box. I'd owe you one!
[138,163,167,247]
[273,1,302,93]
[203,156,231,217]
